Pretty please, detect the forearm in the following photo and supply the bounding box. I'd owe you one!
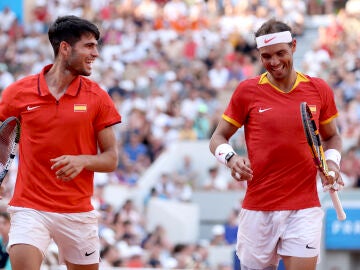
[323,132,342,151]
[82,149,118,172]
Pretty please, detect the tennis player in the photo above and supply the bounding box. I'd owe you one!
[209,18,343,270]
[0,16,121,270]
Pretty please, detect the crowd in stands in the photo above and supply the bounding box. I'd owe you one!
[0,0,359,269]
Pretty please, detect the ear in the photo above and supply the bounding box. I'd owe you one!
[291,39,297,53]
[59,41,71,57]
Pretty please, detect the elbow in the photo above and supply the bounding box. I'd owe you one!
[103,149,119,172]
[109,152,119,171]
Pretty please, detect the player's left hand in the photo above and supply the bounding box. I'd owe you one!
[50,155,85,181]
[320,161,344,192]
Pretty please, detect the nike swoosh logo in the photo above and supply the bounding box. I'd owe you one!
[27,105,40,111]
[264,37,276,44]
[258,108,272,113]
[85,250,96,256]
[306,244,316,249]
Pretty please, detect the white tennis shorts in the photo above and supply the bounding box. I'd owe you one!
[7,206,100,265]
[236,207,324,269]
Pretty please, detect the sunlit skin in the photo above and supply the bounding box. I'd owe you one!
[64,34,99,77]
[258,40,297,93]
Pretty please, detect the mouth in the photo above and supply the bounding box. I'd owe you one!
[271,64,284,72]
[85,59,95,68]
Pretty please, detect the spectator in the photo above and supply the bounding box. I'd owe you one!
[202,166,230,191]
[224,209,239,245]
[0,212,10,270]
[0,63,14,91]
[0,7,16,32]
[210,224,227,246]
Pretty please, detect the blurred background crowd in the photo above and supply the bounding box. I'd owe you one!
[0,0,359,269]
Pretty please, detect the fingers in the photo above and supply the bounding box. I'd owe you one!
[229,156,253,181]
[323,170,344,192]
[50,156,80,181]
[55,165,76,180]
[50,156,67,170]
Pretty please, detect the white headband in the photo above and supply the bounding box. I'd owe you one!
[256,31,293,49]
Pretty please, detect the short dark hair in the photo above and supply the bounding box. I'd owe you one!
[48,15,100,57]
[255,18,292,38]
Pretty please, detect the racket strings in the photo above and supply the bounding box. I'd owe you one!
[0,122,17,168]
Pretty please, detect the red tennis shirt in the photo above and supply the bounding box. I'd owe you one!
[0,65,121,212]
[223,72,338,211]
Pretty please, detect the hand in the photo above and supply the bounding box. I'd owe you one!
[320,161,344,192]
[227,155,253,181]
[50,155,85,181]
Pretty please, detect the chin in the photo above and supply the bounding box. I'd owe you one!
[82,70,91,76]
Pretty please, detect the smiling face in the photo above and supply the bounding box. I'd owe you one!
[63,33,99,76]
[258,40,296,81]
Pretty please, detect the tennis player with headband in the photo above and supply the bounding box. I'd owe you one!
[210,18,343,270]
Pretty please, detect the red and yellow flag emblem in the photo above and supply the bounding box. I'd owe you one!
[74,104,87,112]
[309,105,317,114]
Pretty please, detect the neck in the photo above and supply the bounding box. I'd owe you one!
[45,63,76,99]
[267,70,297,93]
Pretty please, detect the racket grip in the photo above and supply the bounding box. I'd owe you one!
[330,191,346,221]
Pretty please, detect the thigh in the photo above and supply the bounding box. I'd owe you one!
[66,261,99,270]
[236,209,285,269]
[282,255,317,270]
[9,244,43,270]
[51,211,100,266]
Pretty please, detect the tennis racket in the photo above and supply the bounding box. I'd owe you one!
[300,102,346,221]
[0,117,20,186]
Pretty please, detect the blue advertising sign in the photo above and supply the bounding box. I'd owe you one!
[325,208,360,250]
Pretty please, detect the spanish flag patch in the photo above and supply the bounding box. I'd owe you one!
[74,104,87,112]
[309,105,317,114]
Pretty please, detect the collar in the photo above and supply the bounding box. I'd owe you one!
[258,71,309,92]
[37,64,82,97]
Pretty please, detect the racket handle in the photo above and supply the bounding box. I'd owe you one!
[330,191,346,221]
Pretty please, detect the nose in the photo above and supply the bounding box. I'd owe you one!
[270,56,280,66]
[92,47,99,58]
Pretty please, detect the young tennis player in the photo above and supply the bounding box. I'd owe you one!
[0,16,121,270]
[209,18,343,270]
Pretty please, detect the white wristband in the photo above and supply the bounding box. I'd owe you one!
[325,149,341,168]
[215,143,235,165]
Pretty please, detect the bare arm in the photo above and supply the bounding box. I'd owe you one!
[319,119,343,188]
[210,118,253,181]
[50,126,119,181]
[209,118,238,154]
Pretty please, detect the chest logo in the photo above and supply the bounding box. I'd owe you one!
[74,104,87,112]
[258,108,272,113]
[27,105,40,111]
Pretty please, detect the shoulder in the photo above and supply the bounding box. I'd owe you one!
[6,74,38,89]
[237,75,261,89]
[80,77,110,98]
[232,75,262,99]
[2,74,38,97]
[300,73,330,88]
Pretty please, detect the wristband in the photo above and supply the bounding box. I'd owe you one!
[325,149,341,168]
[215,143,235,165]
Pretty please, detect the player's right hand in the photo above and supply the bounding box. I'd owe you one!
[227,155,253,181]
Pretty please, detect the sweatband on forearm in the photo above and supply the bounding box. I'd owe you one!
[215,143,235,165]
[325,149,341,167]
